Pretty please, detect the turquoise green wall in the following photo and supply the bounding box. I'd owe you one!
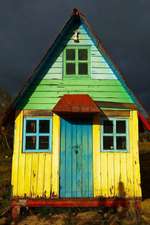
[21,24,133,110]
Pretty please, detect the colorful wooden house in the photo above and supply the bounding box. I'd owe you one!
[6,8,150,216]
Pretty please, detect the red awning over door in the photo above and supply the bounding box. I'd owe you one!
[52,94,100,113]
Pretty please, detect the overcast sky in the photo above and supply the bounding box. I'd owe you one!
[0,0,150,112]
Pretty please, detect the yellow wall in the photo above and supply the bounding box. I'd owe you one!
[93,110,141,198]
[11,112,60,198]
[11,110,141,198]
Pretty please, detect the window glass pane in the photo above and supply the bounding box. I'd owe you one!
[116,120,126,133]
[78,63,88,75]
[66,49,75,60]
[103,120,113,133]
[39,120,50,133]
[26,136,36,149]
[78,49,88,60]
[116,136,126,150]
[39,136,49,149]
[103,136,114,150]
[26,120,36,133]
[66,63,75,75]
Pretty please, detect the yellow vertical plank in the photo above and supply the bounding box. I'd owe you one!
[16,111,26,197]
[51,113,60,197]
[107,153,115,197]
[93,114,101,197]
[126,111,134,197]
[24,153,32,197]
[11,112,21,196]
[119,152,127,197]
[132,111,142,198]
[114,152,121,197]
[30,154,39,197]
[44,153,52,198]
[100,151,108,197]
[36,153,45,197]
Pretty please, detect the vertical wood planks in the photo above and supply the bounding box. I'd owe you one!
[30,154,39,197]
[132,111,142,197]
[107,153,115,197]
[119,152,127,197]
[113,153,121,197]
[88,123,93,197]
[24,153,32,196]
[44,153,52,197]
[72,123,77,197]
[60,118,93,198]
[76,123,82,197]
[12,110,54,198]
[11,110,142,199]
[36,153,46,196]
[17,111,26,196]
[93,114,101,197]
[11,111,20,196]
[65,120,72,197]
[51,113,60,197]
[100,152,108,197]
[60,118,66,197]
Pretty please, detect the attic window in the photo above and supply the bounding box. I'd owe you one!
[101,118,128,152]
[23,118,52,152]
[64,47,89,76]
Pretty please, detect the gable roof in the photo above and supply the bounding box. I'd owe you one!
[1,8,150,129]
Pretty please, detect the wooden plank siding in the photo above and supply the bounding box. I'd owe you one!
[18,25,133,111]
[92,110,141,198]
[21,79,133,110]
[11,112,60,198]
[12,110,141,198]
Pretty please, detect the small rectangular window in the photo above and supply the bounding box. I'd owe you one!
[65,47,89,76]
[23,118,52,152]
[101,118,128,152]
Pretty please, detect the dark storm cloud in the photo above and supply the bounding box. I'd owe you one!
[0,0,150,111]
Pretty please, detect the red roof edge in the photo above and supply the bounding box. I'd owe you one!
[138,112,150,131]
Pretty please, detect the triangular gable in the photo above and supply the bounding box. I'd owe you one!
[1,8,150,127]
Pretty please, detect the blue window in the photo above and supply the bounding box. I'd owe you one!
[101,118,128,152]
[23,118,52,152]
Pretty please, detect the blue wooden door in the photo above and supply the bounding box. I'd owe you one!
[60,118,93,198]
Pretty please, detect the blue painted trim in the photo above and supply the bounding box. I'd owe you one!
[101,117,129,152]
[23,117,52,153]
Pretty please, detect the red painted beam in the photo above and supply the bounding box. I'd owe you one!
[24,198,129,208]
